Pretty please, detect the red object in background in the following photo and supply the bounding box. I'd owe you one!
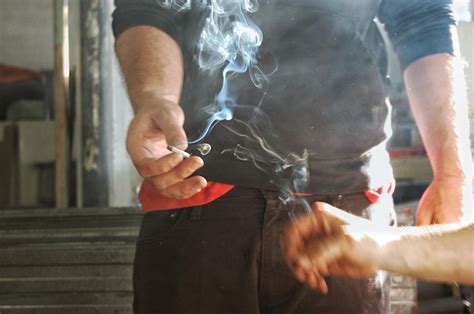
[0,64,47,120]
[0,64,44,84]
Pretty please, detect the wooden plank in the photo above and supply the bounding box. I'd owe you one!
[53,0,70,208]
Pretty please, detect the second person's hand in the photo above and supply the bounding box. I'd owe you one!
[282,202,378,293]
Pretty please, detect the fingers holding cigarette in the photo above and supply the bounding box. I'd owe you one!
[167,145,191,158]
[142,145,203,198]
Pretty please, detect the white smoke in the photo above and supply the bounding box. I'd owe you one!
[157,0,264,143]
[159,0,311,214]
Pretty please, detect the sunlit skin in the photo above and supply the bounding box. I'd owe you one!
[282,202,474,294]
[404,54,472,225]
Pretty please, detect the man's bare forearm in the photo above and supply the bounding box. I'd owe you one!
[115,26,184,111]
[404,53,472,183]
[373,223,474,284]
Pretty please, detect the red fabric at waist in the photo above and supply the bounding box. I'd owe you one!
[139,180,234,212]
[139,178,395,212]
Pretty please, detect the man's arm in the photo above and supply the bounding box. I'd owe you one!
[374,222,474,283]
[113,0,185,109]
[379,0,472,224]
[116,26,183,114]
[282,202,474,293]
[114,2,207,199]
[404,54,472,224]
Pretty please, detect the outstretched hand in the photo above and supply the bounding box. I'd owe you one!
[126,98,207,199]
[282,202,380,293]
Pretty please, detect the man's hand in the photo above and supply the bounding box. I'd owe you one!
[304,232,379,279]
[126,97,207,199]
[416,177,468,225]
[282,202,378,293]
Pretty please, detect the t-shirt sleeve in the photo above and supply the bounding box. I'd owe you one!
[378,0,458,70]
[112,0,181,41]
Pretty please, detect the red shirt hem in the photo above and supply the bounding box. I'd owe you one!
[139,180,235,212]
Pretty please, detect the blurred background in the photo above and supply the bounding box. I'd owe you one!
[0,0,472,313]
[0,0,141,210]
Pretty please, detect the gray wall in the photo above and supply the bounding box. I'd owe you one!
[0,0,54,70]
[0,0,81,71]
[0,0,140,207]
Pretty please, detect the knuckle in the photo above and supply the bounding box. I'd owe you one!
[152,179,168,191]
[157,158,177,174]
[175,168,190,180]
[313,203,323,212]
[176,162,203,181]
[137,164,152,178]
[186,163,198,174]
[182,160,199,173]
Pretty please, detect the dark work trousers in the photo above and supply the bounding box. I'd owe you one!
[133,186,396,314]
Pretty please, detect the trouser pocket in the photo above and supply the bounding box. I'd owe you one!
[136,208,186,244]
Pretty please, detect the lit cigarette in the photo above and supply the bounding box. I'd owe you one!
[167,145,191,158]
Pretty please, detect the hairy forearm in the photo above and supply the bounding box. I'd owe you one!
[404,53,472,182]
[115,26,184,111]
[347,223,474,283]
[375,223,474,283]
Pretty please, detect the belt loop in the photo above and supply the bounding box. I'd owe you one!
[189,206,203,221]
